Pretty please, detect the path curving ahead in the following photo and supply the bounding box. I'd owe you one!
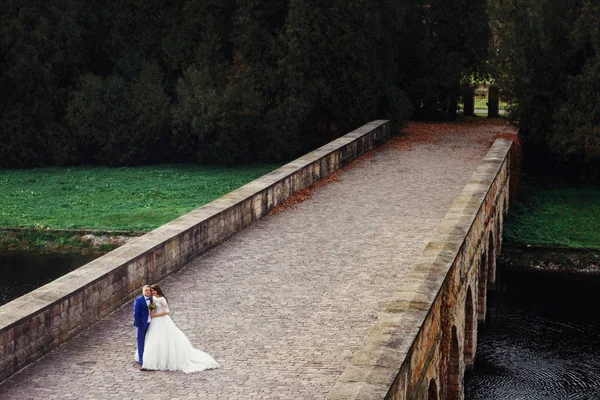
[0,120,512,400]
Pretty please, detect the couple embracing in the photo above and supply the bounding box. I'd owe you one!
[133,284,219,373]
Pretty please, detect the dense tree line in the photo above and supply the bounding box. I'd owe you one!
[1,1,490,167]
[490,0,600,180]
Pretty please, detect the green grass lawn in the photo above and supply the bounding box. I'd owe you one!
[503,176,600,248]
[0,164,279,231]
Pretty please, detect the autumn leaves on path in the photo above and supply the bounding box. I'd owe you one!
[269,118,516,216]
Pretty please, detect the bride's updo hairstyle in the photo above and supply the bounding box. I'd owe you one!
[151,284,167,302]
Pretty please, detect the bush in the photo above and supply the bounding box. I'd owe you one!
[67,65,171,165]
[171,66,226,163]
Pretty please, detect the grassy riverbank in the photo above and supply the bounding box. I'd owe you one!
[0,163,279,252]
[0,163,279,231]
[0,229,121,254]
[503,176,600,249]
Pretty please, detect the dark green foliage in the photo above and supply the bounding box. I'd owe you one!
[66,63,170,165]
[275,0,413,144]
[0,1,85,167]
[171,66,224,162]
[67,74,135,165]
[170,0,234,83]
[398,0,491,120]
[1,0,491,167]
[491,0,600,180]
[549,4,600,176]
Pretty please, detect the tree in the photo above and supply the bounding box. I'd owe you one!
[490,0,600,179]
[0,0,491,167]
[277,0,412,148]
[398,0,491,120]
[162,0,235,82]
[66,63,170,165]
[0,0,84,166]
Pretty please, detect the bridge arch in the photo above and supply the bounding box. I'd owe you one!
[487,229,496,286]
[477,249,487,321]
[428,378,439,400]
[496,206,504,255]
[447,326,462,400]
[464,286,475,369]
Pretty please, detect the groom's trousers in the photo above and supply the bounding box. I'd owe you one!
[137,323,149,365]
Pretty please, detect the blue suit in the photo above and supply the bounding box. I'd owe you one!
[133,295,151,365]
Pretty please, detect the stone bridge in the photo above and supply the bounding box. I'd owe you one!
[0,120,516,399]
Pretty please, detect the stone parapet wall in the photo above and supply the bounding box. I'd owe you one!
[0,120,389,383]
[327,138,513,399]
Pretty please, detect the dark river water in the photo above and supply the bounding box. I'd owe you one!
[0,252,98,306]
[465,268,600,400]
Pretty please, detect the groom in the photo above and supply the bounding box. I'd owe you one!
[133,284,153,370]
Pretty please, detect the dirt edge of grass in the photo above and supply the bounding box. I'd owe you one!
[500,243,600,274]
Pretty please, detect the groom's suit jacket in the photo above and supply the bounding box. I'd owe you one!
[133,295,150,329]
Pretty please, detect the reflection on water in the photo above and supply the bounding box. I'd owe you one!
[0,252,98,306]
[465,268,600,400]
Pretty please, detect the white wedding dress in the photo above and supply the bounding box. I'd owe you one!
[134,296,219,373]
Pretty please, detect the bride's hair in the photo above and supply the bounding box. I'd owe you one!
[150,284,167,303]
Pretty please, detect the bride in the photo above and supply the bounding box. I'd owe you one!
[135,284,219,373]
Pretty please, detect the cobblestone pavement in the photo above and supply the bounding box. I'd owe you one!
[0,122,509,399]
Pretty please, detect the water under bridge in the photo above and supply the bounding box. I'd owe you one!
[0,119,516,399]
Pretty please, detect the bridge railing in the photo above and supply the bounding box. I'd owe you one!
[0,120,389,383]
